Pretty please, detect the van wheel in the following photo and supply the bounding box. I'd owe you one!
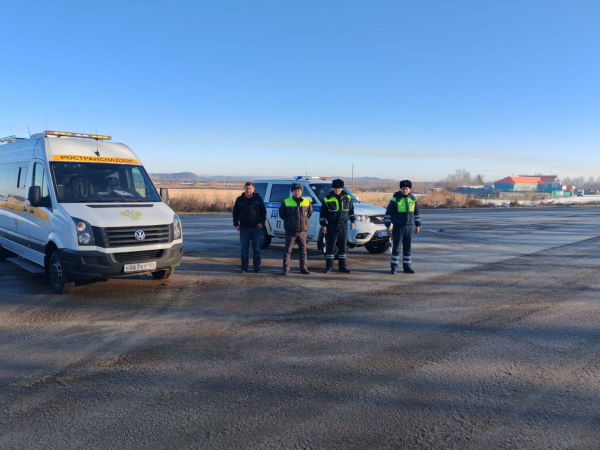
[260,227,271,249]
[365,240,391,254]
[152,267,173,280]
[48,251,75,294]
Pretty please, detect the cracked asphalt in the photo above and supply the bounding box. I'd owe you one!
[1,207,600,449]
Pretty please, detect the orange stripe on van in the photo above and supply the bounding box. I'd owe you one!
[52,155,140,165]
[0,200,49,221]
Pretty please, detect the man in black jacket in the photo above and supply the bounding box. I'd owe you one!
[384,179,421,274]
[279,183,313,275]
[320,179,355,273]
[233,182,267,272]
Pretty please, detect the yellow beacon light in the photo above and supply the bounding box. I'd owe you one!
[45,130,112,140]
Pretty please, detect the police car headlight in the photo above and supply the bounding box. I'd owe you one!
[72,217,95,246]
[173,214,183,240]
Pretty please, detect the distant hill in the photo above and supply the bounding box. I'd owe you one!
[150,172,396,183]
[151,173,251,183]
[151,172,200,182]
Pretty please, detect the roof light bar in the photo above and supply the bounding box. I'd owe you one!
[294,176,330,180]
[45,130,112,140]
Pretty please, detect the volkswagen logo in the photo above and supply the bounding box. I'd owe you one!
[134,229,146,241]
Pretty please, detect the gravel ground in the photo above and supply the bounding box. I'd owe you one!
[1,208,600,449]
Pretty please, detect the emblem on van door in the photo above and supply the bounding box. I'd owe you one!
[120,210,142,221]
[134,230,146,240]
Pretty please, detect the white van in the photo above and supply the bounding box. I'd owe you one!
[252,177,390,253]
[0,131,183,293]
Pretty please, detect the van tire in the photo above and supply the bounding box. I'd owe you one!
[260,227,271,249]
[365,239,391,254]
[48,251,75,294]
[152,267,173,280]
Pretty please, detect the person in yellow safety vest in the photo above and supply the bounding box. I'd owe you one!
[320,179,355,273]
[384,179,421,274]
[278,183,313,275]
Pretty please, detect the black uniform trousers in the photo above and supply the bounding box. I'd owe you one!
[391,225,413,267]
[325,222,347,262]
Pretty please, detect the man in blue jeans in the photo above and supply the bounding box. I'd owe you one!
[233,182,267,273]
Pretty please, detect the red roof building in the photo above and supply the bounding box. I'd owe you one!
[494,175,562,192]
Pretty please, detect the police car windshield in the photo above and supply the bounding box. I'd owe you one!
[50,162,161,203]
[309,183,357,202]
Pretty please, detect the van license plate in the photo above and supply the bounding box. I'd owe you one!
[376,230,389,238]
[124,262,157,273]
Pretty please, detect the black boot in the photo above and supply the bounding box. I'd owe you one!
[403,264,415,274]
[390,264,397,274]
[338,260,351,273]
[324,259,333,273]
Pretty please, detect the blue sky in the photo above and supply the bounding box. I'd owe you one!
[2,0,599,181]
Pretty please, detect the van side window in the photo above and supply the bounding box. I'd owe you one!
[0,164,12,200]
[0,163,26,201]
[17,165,28,189]
[253,182,267,200]
[269,184,291,202]
[7,164,28,202]
[32,162,51,207]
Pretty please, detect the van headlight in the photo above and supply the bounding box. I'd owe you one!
[173,214,183,240]
[72,217,95,246]
[355,215,368,222]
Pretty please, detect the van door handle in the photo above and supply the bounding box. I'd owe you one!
[29,209,35,214]
[22,207,28,212]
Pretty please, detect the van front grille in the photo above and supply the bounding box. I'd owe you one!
[113,250,164,263]
[93,224,172,248]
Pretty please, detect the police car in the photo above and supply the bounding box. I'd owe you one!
[253,177,390,253]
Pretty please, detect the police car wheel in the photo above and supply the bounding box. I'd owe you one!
[260,227,271,249]
[48,251,75,294]
[152,268,173,280]
[365,240,391,254]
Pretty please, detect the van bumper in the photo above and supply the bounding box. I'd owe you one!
[59,245,183,280]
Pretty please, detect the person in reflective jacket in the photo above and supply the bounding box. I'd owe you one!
[279,183,313,275]
[384,179,421,274]
[319,179,355,273]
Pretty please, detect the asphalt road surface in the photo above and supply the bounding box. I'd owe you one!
[1,207,600,449]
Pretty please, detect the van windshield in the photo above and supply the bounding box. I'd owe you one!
[309,183,357,203]
[50,162,160,203]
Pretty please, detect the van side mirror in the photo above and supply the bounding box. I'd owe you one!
[28,186,41,207]
[159,187,170,204]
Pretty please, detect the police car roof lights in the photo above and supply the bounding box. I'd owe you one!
[294,176,330,181]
